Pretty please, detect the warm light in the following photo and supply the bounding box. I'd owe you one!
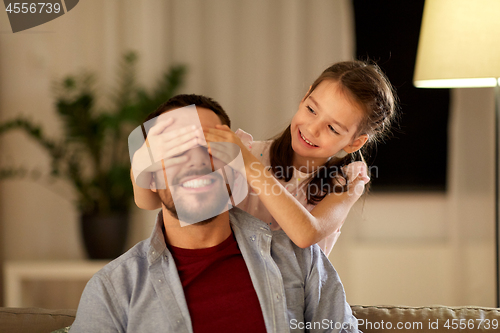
[414,0,500,308]
[414,78,499,88]
[413,0,500,88]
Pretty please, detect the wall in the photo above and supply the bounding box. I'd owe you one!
[330,87,496,307]
[0,0,496,308]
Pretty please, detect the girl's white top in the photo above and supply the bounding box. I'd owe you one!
[234,129,342,256]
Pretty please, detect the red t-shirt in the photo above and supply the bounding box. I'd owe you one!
[168,232,267,333]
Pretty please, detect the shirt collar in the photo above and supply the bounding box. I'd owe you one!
[147,207,276,265]
[147,211,167,264]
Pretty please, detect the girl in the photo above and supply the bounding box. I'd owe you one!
[133,60,397,256]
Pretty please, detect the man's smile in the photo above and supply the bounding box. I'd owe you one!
[176,173,222,193]
[180,175,217,190]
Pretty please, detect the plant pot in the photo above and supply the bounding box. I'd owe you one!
[80,213,129,259]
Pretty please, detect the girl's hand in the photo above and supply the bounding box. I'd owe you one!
[344,161,370,184]
[343,161,370,197]
[203,125,251,166]
[132,118,205,187]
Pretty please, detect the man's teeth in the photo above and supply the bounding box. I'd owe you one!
[300,132,317,147]
[181,178,214,188]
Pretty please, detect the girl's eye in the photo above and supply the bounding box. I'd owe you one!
[328,125,339,134]
[307,106,316,114]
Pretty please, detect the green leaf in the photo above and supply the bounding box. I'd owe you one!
[0,51,186,217]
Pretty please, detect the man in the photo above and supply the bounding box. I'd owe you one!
[70,94,359,333]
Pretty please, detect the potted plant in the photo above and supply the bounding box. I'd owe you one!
[0,51,186,259]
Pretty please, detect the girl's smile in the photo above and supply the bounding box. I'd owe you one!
[298,128,319,148]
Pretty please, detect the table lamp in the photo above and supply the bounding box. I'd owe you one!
[413,0,500,306]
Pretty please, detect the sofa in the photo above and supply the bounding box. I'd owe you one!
[1,305,499,333]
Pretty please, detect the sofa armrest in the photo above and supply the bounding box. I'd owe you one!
[0,307,76,333]
[351,305,500,333]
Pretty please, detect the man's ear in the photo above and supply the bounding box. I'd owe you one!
[343,134,369,154]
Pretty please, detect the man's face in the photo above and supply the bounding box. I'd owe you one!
[153,107,233,225]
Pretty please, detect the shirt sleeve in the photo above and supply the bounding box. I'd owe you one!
[69,275,125,333]
[303,246,360,333]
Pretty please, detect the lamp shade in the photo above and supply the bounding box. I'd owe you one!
[414,0,500,88]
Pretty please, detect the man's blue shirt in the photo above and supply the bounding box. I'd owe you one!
[70,207,358,333]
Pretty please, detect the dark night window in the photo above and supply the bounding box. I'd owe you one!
[353,0,450,191]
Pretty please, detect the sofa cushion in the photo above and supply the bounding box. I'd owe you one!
[352,305,500,333]
[0,307,76,333]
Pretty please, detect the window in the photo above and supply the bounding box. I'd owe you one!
[353,0,450,191]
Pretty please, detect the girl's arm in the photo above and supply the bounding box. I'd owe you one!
[242,152,365,248]
[205,125,367,248]
[131,168,162,210]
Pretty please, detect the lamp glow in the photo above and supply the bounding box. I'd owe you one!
[414,78,499,89]
[413,0,500,307]
[413,0,500,88]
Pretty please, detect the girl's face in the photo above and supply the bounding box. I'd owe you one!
[290,80,368,165]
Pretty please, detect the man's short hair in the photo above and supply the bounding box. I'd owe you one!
[145,94,231,128]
